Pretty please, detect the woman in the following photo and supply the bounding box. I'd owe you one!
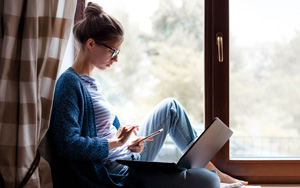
[50,2,247,188]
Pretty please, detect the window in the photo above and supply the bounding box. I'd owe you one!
[229,0,300,159]
[71,0,300,183]
[208,0,300,183]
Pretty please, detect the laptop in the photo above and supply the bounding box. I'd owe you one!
[116,117,233,171]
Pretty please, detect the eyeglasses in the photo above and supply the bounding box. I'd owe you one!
[100,43,120,58]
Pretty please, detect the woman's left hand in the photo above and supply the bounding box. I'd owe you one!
[128,137,153,153]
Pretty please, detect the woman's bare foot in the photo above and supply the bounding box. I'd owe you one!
[205,162,248,185]
[218,171,248,185]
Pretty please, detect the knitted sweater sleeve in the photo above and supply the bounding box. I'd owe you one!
[50,71,109,161]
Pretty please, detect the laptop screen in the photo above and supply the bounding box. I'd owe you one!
[177,117,233,169]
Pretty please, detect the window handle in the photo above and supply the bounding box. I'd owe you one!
[216,32,223,62]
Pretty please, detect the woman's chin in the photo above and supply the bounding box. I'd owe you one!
[97,65,110,70]
[106,64,111,67]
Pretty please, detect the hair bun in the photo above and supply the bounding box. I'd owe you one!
[84,2,104,18]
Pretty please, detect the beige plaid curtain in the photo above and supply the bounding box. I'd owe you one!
[0,0,76,187]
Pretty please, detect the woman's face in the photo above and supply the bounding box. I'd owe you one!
[88,39,122,70]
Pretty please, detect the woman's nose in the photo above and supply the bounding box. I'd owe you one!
[112,55,118,62]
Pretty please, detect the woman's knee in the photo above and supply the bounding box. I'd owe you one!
[161,97,178,106]
[159,97,183,112]
[152,98,179,118]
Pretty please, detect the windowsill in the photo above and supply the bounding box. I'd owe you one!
[230,157,300,160]
[260,185,300,188]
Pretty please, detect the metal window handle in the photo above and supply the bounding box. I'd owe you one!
[216,32,223,62]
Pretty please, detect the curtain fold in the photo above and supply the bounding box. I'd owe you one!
[0,0,76,187]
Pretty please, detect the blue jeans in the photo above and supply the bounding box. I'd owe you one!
[109,98,220,187]
[137,98,198,161]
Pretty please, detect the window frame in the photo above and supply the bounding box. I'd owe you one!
[75,0,300,183]
[205,0,300,183]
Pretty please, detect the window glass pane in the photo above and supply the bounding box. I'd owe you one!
[230,0,300,158]
[59,23,74,77]
[88,0,204,162]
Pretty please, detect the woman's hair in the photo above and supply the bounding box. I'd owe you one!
[73,2,124,50]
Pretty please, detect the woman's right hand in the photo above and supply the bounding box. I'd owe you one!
[108,124,139,150]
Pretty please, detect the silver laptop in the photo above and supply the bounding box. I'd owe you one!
[116,117,233,171]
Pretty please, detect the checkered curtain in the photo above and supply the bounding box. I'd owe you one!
[0,0,76,187]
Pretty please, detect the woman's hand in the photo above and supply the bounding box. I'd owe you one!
[108,124,139,150]
[128,137,154,153]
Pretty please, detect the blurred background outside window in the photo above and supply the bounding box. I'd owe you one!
[230,0,300,159]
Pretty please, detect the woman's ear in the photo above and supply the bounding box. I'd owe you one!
[86,38,95,50]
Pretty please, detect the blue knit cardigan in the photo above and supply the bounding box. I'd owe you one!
[50,67,129,188]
